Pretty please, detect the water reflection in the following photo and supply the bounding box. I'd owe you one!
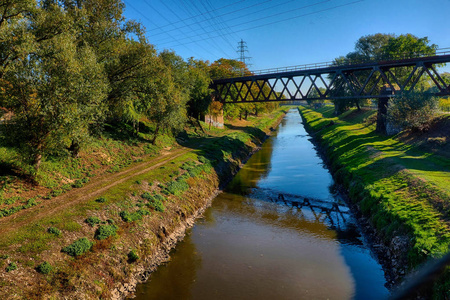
[133,109,389,300]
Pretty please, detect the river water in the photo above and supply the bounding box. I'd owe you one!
[132,109,389,299]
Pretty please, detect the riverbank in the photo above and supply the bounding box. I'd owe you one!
[298,105,450,298]
[0,109,286,299]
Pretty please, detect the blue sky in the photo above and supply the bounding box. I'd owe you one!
[122,0,450,72]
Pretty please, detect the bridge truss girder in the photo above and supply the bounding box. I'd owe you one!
[212,55,450,103]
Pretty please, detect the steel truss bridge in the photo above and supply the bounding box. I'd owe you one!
[211,50,450,103]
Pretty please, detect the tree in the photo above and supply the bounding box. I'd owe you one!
[1,4,108,170]
[186,58,212,130]
[329,33,437,115]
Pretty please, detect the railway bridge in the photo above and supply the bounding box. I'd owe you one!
[211,49,450,103]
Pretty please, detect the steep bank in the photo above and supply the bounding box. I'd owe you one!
[0,109,286,299]
[298,106,450,298]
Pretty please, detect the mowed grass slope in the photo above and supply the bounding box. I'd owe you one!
[299,106,450,297]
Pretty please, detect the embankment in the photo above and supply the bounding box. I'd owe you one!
[298,105,450,298]
[0,109,286,299]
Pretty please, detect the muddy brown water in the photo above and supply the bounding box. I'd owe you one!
[132,109,389,299]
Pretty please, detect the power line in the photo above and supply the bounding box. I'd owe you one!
[148,0,247,32]
[159,0,335,47]
[162,0,363,48]
[150,0,273,39]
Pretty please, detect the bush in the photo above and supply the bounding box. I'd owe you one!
[165,180,189,196]
[119,209,150,222]
[128,250,139,262]
[47,227,61,237]
[62,238,93,257]
[6,262,17,272]
[95,197,107,203]
[94,225,118,240]
[85,216,102,227]
[388,92,438,132]
[36,261,52,274]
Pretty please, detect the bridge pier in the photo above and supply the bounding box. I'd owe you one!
[376,87,395,135]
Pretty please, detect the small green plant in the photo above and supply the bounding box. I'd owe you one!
[47,227,61,237]
[85,216,102,227]
[166,180,189,196]
[119,209,150,222]
[94,225,118,240]
[95,197,107,203]
[62,238,93,257]
[135,180,141,185]
[36,261,52,274]
[0,254,9,259]
[6,262,17,272]
[128,250,139,262]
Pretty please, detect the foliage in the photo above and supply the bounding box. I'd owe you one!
[36,261,52,274]
[329,33,437,114]
[62,237,93,257]
[388,92,438,132]
[165,180,189,196]
[47,227,61,237]
[127,250,139,262]
[6,262,17,272]
[95,197,107,203]
[85,216,102,227]
[94,225,118,240]
[119,209,150,222]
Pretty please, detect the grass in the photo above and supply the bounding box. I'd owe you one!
[0,108,287,299]
[299,105,450,298]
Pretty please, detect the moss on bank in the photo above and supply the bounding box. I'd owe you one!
[298,105,450,298]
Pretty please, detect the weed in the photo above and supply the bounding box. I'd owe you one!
[95,197,107,203]
[94,225,118,240]
[127,250,139,262]
[85,217,102,227]
[47,227,61,237]
[36,261,52,274]
[165,180,189,196]
[5,262,17,272]
[62,237,93,257]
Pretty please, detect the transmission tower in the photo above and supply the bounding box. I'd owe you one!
[237,39,251,75]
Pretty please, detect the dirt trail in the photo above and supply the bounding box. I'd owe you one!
[0,148,188,236]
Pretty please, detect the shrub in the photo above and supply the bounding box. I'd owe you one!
[165,180,189,196]
[388,92,438,132]
[62,238,93,257]
[47,227,61,237]
[119,209,150,222]
[36,261,52,274]
[128,250,139,262]
[95,197,107,203]
[6,262,17,272]
[85,216,101,227]
[94,225,118,240]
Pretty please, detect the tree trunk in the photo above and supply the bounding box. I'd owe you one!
[33,153,42,172]
[151,124,160,145]
[196,118,206,134]
[68,140,80,158]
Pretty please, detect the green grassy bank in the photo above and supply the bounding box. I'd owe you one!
[298,105,450,298]
[0,109,286,299]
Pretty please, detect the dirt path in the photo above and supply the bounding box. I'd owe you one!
[0,148,189,236]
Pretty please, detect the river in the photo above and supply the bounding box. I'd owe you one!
[132,108,389,299]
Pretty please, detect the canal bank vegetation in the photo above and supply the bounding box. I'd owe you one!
[298,105,450,298]
[0,0,280,221]
[0,106,286,299]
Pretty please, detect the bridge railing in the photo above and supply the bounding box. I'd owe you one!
[214,48,450,79]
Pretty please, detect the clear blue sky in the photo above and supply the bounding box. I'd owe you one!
[122,0,450,72]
